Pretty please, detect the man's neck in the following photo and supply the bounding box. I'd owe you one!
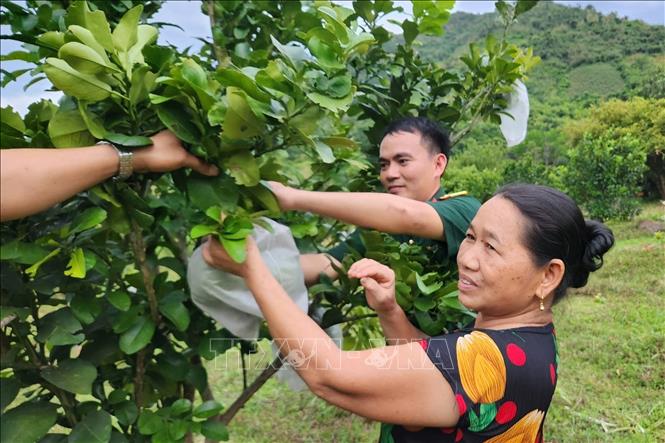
[423,184,443,202]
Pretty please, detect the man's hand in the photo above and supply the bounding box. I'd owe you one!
[267,181,299,210]
[133,130,219,176]
[348,259,398,314]
[201,235,262,278]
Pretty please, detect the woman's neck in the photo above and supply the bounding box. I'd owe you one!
[474,309,553,330]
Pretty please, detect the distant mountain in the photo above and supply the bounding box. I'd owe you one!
[416,1,665,103]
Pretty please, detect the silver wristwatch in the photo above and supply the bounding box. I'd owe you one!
[97,140,133,180]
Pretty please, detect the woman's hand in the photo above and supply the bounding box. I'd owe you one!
[201,236,262,279]
[266,181,299,211]
[348,259,398,314]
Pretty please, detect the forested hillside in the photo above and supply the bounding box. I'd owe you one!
[418,1,664,101]
[412,2,665,212]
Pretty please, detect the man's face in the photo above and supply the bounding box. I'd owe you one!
[379,131,447,201]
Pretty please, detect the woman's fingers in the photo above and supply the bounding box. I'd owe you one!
[348,258,394,285]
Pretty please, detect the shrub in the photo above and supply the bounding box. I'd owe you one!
[562,132,647,220]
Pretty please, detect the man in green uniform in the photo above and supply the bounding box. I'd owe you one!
[265,116,481,286]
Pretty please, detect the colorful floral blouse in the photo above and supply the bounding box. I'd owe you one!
[380,324,558,443]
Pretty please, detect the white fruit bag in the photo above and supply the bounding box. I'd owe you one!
[500,80,530,147]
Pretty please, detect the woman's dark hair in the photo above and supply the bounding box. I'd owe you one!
[382,117,451,158]
[495,184,614,303]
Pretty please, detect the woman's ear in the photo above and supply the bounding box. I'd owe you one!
[536,259,565,300]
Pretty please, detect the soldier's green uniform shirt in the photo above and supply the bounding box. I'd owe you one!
[326,187,481,268]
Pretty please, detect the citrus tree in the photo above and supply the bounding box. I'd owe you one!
[0,1,539,441]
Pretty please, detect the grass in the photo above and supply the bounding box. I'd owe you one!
[568,63,626,98]
[205,202,664,442]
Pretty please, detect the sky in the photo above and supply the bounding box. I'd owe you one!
[1,0,663,115]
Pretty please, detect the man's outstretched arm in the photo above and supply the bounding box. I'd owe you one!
[268,182,444,240]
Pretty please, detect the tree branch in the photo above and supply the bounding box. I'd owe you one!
[218,355,284,425]
[129,219,161,324]
[205,0,229,68]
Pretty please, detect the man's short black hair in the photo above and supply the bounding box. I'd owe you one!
[382,117,451,158]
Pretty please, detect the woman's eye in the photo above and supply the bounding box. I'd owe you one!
[486,242,496,251]
[465,233,474,240]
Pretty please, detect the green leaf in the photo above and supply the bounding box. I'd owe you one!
[215,68,271,102]
[326,75,352,98]
[270,35,308,70]
[223,87,264,140]
[37,31,66,51]
[415,273,443,295]
[0,106,25,134]
[187,175,239,212]
[0,378,19,413]
[155,102,199,144]
[219,236,247,263]
[201,420,229,441]
[191,224,218,239]
[25,248,62,278]
[320,136,357,149]
[108,291,131,311]
[307,36,344,70]
[0,240,49,264]
[128,65,157,106]
[112,4,142,52]
[64,248,87,279]
[36,308,84,346]
[401,19,419,45]
[43,57,112,102]
[223,151,260,186]
[71,207,107,234]
[168,420,188,440]
[0,402,57,443]
[104,132,152,147]
[78,102,107,139]
[128,207,154,228]
[70,293,102,324]
[193,400,224,419]
[515,0,538,17]
[495,0,513,22]
[181,58,208,91]
[47,108,95,148]
[58,42,116,74]
[205,206,223,222]
[119,316,155,354]
[313,139,335,163]
[244,182,280,214]
[65,1,114,52]
[40,359,97,395]
[68,410,112,443]
[137,410,162,435]
[159,298,190,332]
[307,88,355,113]
[413,296,436,311]
[67,25,110,63]
[169,399,192,416]
[114,401,138,426]
[125,24,158,69]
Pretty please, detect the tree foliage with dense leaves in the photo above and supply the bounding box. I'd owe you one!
[0,1,540,441]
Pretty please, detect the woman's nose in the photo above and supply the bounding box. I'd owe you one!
[457,243,479,271]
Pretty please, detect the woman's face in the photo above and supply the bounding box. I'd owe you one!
[457,196,545,316]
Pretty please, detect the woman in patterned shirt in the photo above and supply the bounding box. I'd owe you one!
[201,184,614,442]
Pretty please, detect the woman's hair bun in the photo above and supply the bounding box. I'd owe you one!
[571,220,615,288]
